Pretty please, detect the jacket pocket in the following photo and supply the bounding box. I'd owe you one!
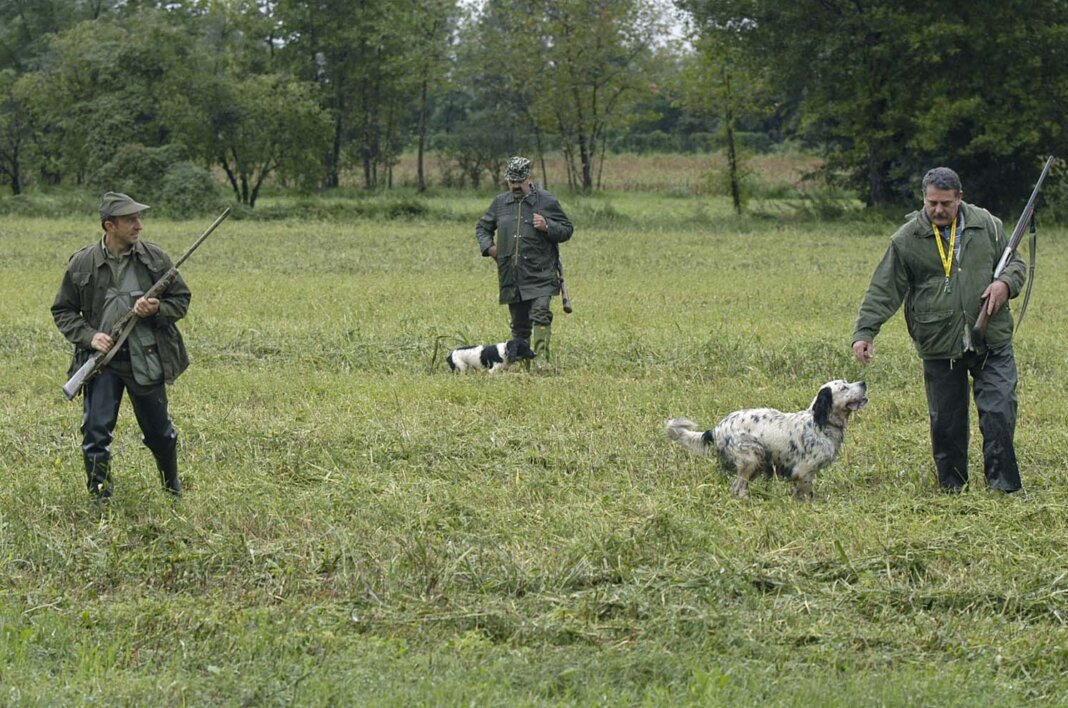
[908,308,958,356]
[156,323,189,382]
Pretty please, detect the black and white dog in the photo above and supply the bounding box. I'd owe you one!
[666,380,868,499]
[447,339,536,373]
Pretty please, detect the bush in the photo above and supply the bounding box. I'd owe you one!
[159,162,222,216]
[92,144,221,216]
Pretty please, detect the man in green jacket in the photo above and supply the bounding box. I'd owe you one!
[476,156,574,362]
[852,167,1026,493]
[52,192,191,499]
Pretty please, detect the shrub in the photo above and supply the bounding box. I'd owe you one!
[91,144,220,216]
[159,162,222,216]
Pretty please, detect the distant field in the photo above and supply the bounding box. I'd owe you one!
[3,193,1068,704]
[388,150,825,195]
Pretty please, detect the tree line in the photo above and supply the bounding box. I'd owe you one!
[1,0,1065,213]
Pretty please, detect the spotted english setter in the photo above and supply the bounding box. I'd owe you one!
[665,380,868,499]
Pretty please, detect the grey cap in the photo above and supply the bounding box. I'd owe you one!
[99,191,150,220]
[504,156,532,182]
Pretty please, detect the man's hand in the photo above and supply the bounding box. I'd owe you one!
[980,280,1010,316]
[91,332,114,353]
[853,340,874,364]
[133,297,160,318]
[533,213,548,231]
[486,245,498,260]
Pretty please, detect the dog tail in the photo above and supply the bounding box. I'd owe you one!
[665,418,714,456]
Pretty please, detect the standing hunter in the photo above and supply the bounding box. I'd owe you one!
[852,167,1026,494]
[476,156,574,362]
[51,192,191,500]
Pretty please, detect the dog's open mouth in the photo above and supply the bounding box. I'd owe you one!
[847,397,869,411]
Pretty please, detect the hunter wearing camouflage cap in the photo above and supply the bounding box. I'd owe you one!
[504,156,532,182]
[52,191,191,501]
[476,156,574,365]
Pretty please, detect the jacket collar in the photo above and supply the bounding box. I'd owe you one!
[94,237,149,267]
[913,202,972,238]
[506,186,538,205]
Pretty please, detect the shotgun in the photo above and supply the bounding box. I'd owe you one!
[556,256,574,314]
[972,155,1054,345]
[533,182,573,315]
[62,208,231,400]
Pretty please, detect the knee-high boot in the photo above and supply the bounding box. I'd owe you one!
[531,324,551,364]
[150,438,182,496]
[84,454,112,499]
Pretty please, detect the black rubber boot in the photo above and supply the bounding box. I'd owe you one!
[150,439,182,496]
[84,454,112,500]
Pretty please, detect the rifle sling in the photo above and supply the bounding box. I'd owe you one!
[1015,220,1037,332]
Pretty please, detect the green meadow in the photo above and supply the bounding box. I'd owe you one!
[3,184,1068,705]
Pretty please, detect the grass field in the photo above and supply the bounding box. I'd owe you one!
[386,151,826,195]
[2,185,1068,705]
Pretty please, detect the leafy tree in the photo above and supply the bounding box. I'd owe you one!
[904,1,1068,212]
[0,0,110,71]
[28,14,206,184]
[173,72,331,207]
[0,69,33,193]
[539,0,663,191]
[273,0,428,189]
[473,0,661,192]
[92,143,219,215]
[433,10,538,189]
[679,0,1068,210]
[678,25,776,213]
[407,0,461,192]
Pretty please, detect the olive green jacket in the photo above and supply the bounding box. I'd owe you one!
[853,202,1027,360]
[476,187,573,304]
[51,239,191,383]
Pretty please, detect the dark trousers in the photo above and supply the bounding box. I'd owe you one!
[82,363,177,494]
[922,345,1021,492]
[508,296,553,341]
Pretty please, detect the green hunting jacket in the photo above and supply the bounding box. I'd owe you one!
[51,239,191,383]
[476,187,573,304]
[853,202,1027,360]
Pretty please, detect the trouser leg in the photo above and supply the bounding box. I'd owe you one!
[923,358,969,490]
[130,383,181,495]
[81,370,124,497]
[970,346,1021,492]
[509,300,533,342]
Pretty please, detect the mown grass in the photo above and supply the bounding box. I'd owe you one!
[2,191,1068,705]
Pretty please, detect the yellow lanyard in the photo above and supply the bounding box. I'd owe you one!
[932,219,957,292]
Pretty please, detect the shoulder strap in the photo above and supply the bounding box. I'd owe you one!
[1016,215,1037,331]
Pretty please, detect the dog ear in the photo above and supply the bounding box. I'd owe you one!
[812,386,833,427]
[504,340,517,361]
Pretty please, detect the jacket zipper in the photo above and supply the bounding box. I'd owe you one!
[513,197,523,268]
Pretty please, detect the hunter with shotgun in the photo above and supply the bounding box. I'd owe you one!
[476,156,574,365]
[51,192,228,501]
[852,158,1053,494]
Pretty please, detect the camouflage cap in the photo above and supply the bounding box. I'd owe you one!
[99,191,150,220]
[504,156,532,182]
